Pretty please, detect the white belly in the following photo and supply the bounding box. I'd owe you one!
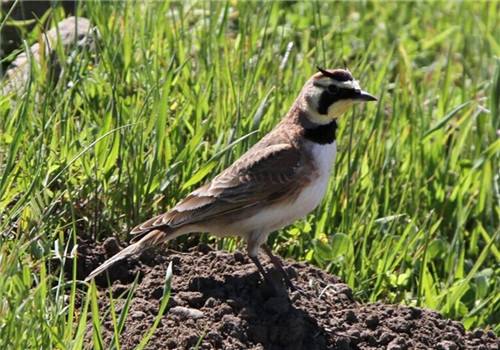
[237,141,337,234]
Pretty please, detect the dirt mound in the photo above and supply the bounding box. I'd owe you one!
[75,239,499,350]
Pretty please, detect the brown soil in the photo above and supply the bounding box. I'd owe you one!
[75,238,499,350]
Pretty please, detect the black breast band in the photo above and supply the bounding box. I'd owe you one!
[304,120,337,144]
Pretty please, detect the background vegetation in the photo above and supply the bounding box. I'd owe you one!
[0,1,498,348]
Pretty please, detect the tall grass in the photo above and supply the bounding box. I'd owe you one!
[0,1,498,348]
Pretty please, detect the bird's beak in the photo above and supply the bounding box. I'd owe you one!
[355,90,377,102]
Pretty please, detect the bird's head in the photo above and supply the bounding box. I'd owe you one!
[300,67,377,125]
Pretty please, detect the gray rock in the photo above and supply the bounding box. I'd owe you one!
[2,16,96,94]
[169,306,204,320]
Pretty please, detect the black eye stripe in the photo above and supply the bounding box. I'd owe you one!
[317,87,359,114]
[327,85,338,93]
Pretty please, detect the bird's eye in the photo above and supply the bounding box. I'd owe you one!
[327,85,338,94]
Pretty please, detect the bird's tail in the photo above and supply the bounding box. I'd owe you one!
[85,229,175,281]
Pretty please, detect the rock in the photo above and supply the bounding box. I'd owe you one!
[169,306,204,320]
[2,16,97,94]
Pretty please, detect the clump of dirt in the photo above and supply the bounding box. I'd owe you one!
[75,238,499,350]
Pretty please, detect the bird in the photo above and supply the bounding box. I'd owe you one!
[85,67,377,289]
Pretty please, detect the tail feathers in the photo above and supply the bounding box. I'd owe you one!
[85,229,169,282]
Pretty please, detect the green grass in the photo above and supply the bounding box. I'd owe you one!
[0,1,499,348]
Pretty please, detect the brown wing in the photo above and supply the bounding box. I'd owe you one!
[130,143,311,236]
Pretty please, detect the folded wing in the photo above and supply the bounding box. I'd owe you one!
[130,143,311,237]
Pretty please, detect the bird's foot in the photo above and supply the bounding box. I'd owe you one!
[250,255,287,296]
[260,245,310,296]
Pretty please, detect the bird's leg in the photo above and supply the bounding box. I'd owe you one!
[249,255,274,286]
[247,233,280,290]
[261,244,297,291]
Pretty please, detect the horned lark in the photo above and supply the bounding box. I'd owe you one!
[86,68,377,288]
